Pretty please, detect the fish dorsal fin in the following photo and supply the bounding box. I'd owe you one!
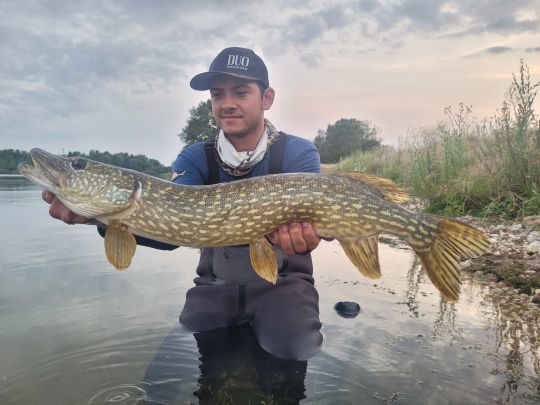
[249,237,278,284]
[339,236,381,279]
[104,220,137,270]
[331,172,409,203]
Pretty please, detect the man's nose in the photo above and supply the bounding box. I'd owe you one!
[220,93,237,110]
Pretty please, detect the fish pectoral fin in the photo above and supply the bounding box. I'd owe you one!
[104,220,137,270]
[339,236,381,279]
[249,237,278,284]
[331,172,409,203]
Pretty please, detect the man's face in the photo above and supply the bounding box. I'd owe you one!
[209,75,274,139]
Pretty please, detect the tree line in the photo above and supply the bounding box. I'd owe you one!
[0,149,171,177]
[178,100,381,163]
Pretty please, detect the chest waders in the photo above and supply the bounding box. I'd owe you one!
[180,133,322,360]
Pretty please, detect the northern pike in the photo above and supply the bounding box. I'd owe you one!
[19,148,490,301]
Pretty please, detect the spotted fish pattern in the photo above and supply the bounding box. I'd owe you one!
[19,149,490,301]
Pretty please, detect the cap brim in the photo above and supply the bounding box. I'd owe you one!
[190,71,265,91]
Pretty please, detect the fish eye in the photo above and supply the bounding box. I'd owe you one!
[71,158,87,170]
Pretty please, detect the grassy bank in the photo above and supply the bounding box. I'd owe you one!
[335,60,540,219]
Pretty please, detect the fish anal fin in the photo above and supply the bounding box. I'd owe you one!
[104,220,137,270]
[249,237,278,284]
[332,172,409,203]
[339,236,381,279]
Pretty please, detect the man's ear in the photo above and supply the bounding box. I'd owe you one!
[262,87,275,110]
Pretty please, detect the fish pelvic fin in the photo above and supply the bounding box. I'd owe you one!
[331,172,409,203]
[339,236,382,279]
[415,218,490,302]
[104,220,137,270]
[249,237,278,284]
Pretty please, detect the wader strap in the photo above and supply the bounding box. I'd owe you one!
[203,133,288,185]
[268,132,288,174]
[203,140,220,185]
[229,285,253,326]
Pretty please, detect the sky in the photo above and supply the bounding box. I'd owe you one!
[1,0,540,165]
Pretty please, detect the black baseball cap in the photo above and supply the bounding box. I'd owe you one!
[190,47,269,91]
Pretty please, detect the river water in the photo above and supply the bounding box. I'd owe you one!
[0,175,538,404]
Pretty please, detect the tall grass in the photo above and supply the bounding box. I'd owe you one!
[336,60,540,218]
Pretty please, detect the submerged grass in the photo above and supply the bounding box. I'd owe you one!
[336,60,540,219]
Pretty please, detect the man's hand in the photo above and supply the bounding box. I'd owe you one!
[42,190,91,225]
[269,222,321,256]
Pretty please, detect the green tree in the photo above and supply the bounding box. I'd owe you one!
[0,149,31,173]
[178,99,218,146]
[315,118,381,163]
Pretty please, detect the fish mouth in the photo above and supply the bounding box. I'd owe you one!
[17,148,71,192]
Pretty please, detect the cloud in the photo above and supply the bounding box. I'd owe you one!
[463,46,516,58]
[525,46,540,53]
[484,46,515,54]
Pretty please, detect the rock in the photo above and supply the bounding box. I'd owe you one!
[525,270,537,275]
[523,216,540,230]
[460,259,472,269]
[334,301,361,318]
[527,231,540,243]
[535,289,540,295]
[495,224,506,231]
[532,294,540,304]
[510,223,523,231]
[484,273,498,282]
[526,241,540,254]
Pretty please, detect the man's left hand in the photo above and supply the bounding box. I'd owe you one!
[269,222,320,256]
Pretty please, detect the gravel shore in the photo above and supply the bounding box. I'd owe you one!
[461,215,540,305]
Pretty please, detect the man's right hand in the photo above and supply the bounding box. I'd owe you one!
[42,190,91,225]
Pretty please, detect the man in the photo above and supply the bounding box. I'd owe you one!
[43,47,323,360]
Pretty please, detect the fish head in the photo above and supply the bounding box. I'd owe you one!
[18,148,142,218]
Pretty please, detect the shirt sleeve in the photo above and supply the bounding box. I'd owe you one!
[171,143,208,185]
[282,137,321,174]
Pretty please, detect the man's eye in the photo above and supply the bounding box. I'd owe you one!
[211,93,222,98]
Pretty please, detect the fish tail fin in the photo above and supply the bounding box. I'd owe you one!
[414,218,490,302]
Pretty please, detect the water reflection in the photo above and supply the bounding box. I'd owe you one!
[402,259,462,343]
[142,325,307,404]
[0,175,38,204]
[402,258,423,317]
[478,281,540,402]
